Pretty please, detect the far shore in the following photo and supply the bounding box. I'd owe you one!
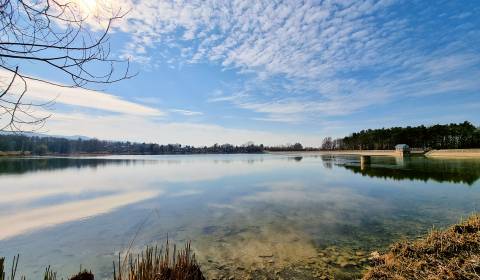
[424,149,480,158]
[2,149,480,158]
[268,149,480,158]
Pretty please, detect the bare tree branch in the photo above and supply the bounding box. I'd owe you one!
[0,0,133,132]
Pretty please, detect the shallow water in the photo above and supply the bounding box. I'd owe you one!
[0,154,479,279]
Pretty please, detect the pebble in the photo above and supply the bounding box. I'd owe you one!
[339,261,357,268]
[369,251,381,260]
[320,257,331,263]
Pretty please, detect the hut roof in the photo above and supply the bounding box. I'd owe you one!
[395,144,409,150]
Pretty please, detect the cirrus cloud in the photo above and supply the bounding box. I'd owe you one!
[112,0,479,123]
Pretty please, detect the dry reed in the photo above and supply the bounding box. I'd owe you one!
[1,241,205,280]
[113,240,205,280]
[363,214,480,280]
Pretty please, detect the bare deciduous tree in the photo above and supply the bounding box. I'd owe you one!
[0,0,132,132]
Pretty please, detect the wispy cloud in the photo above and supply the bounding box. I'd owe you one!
[170,109,203,116]
[44,111,324,146]
[118,0,401,78]
[1,70,165,117]
[134,96,163,105]
[112,0,479,123]
[9,1,477,140]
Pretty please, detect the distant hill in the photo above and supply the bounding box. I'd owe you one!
[0,131,91,141]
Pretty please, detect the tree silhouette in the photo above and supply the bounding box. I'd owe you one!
[0,0,132,132]
[332,121,480,150]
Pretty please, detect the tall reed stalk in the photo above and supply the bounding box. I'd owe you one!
[114,241,205,280]
[1,241,205,280]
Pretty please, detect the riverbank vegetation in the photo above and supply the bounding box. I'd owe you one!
[363,214,480,280]
[324,121,480,150]
[1,242,204,280]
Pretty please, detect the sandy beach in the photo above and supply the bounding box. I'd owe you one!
[425,149,480,158]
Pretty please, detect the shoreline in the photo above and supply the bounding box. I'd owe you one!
[1,148,480,158]
[2,214,479,279]
[363,214,480,279]
[425,149,480,158]
[269,149,480,158]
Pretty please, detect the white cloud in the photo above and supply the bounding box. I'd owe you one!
[252,115,303,124]
[4,0,476,138]
[115,0,402,78]
[44,111,324,146]
[170,109,203,116]
[134,96,163,105]
[1,70,165,117]
[111,0,479,123]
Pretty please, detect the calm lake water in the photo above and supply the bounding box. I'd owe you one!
[1,154,480,279]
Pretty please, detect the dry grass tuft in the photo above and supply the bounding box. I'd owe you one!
[1,241,205,280]
[1,255,24,280]
[1,257,5,280]
[114,241,205,280]
[363,214,480,280]
[69,270,94,280]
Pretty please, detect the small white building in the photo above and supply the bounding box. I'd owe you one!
[395,144,410,156]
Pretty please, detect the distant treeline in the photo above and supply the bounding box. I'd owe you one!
[0,135,269,155]
[1,121,479,155]
[321,121,480,150]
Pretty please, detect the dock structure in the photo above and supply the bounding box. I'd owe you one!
[314,150,402,157]
[360,155,371,170]
[272,146,424,158]
[395,144,410,157]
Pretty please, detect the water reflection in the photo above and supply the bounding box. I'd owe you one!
[0,155,268,176]
[321,155,480,185]
[0,157,142,175]
[0,154,479,279]
[0,155,280,240]
[289,156,303,162]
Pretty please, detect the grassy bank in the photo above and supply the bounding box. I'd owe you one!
[363,214,480,279]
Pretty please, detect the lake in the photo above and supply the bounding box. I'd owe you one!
[1,154,480,279]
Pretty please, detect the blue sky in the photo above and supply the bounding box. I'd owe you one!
[9,0,480,146]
